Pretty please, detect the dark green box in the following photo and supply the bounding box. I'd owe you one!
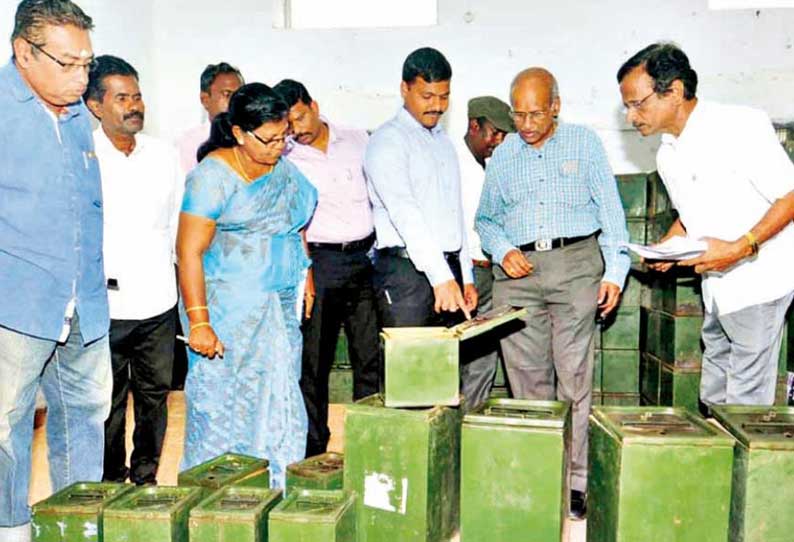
[592,348,603,392]
[649,270,703,316]
[658,311,704,368]
[588,407,735,542]
[601,349,640,394]
[461,400,571,542]
[640,353,661,406]
[659,363,701,411]
[333,330,350,369]
[712,406,794,542]
[189,486,282,542]
[620,271,645,308]
[647,171,673,218]
[268,489,356,542]
[626,218,647,246]
[343,394,460,542]
[178,453,270,491]
[329,368,353,404]
[616,173,649,218]
[644,211,676,245]
[601,306,640,350]
[103,485,206,542]
[286,453,344,496]
[601,393,641,406]
[31,482,134,542]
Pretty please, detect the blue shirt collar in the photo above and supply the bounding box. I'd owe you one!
[3,59,83,119]
[396,106,445,135]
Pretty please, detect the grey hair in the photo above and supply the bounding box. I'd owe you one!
[11,0,93,48]
[510,67,560,103]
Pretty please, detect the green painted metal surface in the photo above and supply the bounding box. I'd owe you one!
[644,212,676,245]
[712,406,794,542]
[382,306,526,407]
[31,482,134,542]
[592,348,603,393]
[189,486,282,542]
[601,349,640,394]
[601,306,640,350]
[643,310,703,368]
[329,368,354,404]
[460,399,570,542]
[103,485,206,542]
[343,394,460,542]
[620,271,645,308]
[268,489,356,542]
[178,453,270,491]
[588,407,734,542]
[640,353,661,406]
[601,393,641,406]
[333,330,351,369]
[647,171,673,218]
[648,271,702,316]
[286,453,344,496]
[616,173,649,218]
[659,363,701,411]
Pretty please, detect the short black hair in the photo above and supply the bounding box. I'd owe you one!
[200,62,243,93]
[617,42,698,100]
[83,54,138,104]
[272,79,313,108]
[12,0,93,49]
[402,47,452,84]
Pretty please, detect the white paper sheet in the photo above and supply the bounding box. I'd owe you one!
[625,236,708,261]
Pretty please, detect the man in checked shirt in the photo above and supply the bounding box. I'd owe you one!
[475,67,630,520]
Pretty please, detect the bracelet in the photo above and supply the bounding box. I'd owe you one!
[190,322,212,332]
[744,232,759,256]
[185,305,209,314]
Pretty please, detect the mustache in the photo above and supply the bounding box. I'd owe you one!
[124,112,144,121]
[423,111,443,116]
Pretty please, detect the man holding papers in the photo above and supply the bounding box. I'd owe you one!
[618,43,794,406]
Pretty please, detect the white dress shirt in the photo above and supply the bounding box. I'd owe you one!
[657,100,794,315]
[455,138,488,262]
[94,128,184,320]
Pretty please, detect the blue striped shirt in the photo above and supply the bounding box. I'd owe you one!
[475,123,630,288]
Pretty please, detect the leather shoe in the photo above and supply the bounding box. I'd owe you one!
[569,489,587,520]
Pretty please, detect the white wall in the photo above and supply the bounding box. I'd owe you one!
[4,0,794,172]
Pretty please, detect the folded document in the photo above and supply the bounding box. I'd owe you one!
[625,236,708,261]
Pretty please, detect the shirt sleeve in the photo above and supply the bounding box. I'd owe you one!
[745,109,794,202]
[364,131,454,286]
[475,157,516,265]
[181,164,227,221]
[585,131,631,289]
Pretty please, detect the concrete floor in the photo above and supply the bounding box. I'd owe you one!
[29,392,586,541]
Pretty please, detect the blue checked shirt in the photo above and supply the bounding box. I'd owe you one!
[475,123,630,288]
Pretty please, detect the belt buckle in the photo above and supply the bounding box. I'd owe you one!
[535,238,553,252]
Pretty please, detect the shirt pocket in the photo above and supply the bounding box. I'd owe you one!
[554,159,591,207]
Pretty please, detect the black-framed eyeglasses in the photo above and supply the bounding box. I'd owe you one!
[624,90,660,113]
[510,109,552,124]
[246,131,287,148]
[25,38,96,74]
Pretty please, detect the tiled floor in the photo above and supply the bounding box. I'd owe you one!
[29,392,586,541]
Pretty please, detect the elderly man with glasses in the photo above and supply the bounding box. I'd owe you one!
[0,1,112,541]
[475,67,630,520]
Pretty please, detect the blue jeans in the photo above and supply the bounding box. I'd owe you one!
[0,313,111,528]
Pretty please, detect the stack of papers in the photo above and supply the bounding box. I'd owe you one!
[625,236,708,261]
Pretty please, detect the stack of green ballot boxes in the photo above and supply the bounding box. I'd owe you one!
[31,482,134,542]
[189,486,282,542]
[268,489,356,541]
[178,452,271,492]
[381,306,526,407]
[460,399,570,542]
[588,406,734,542]
[712,405,794,542]
[343,394,461,542]
[286,452,344,496]
[103,485,205,542]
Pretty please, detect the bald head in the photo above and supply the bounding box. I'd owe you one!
[510,67,560,148]
[510,67,559,105]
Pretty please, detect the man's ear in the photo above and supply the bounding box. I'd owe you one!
[12,37,33,68]
[200,91,211,112]
[669,79,686,105]
[86,97,102,120]
[467,118,479,136]
[400,80,409,100]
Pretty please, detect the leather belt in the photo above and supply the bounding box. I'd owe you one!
[308,232,375,253]
[378,247,461,260]
[472,259,491,268]
[518,234,592,252]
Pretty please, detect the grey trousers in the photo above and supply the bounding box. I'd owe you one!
[701,290,794,406]
[460,265,502,412]
[493,236,602,492]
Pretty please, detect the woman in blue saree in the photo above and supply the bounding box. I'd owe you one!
[176,83,317,487]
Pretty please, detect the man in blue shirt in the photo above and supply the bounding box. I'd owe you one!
[0,2,111,540]
[365,47,477,329]
[476,67,630,519]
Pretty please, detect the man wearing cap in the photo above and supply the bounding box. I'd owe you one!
[456,96,512,409]
[476,67,630,519]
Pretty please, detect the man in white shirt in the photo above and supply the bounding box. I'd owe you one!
[617,42,794,405]
[175,62,243,175]
[456,96,512,409]
[85,55,184,484]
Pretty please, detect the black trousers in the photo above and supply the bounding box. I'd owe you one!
[373,250,465,328]
[103,305,176,484]
[301,247,380,457]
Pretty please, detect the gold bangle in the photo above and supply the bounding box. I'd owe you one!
[185,305,209,314]
[190,322,212,332]
[744,232,759,256]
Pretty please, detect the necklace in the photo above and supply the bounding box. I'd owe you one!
[232,146,253,182]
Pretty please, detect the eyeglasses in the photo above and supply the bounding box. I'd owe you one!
[247,130,287,148]
[623,90,660,113]
[25,38,96,74]
[510,109,551,124]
